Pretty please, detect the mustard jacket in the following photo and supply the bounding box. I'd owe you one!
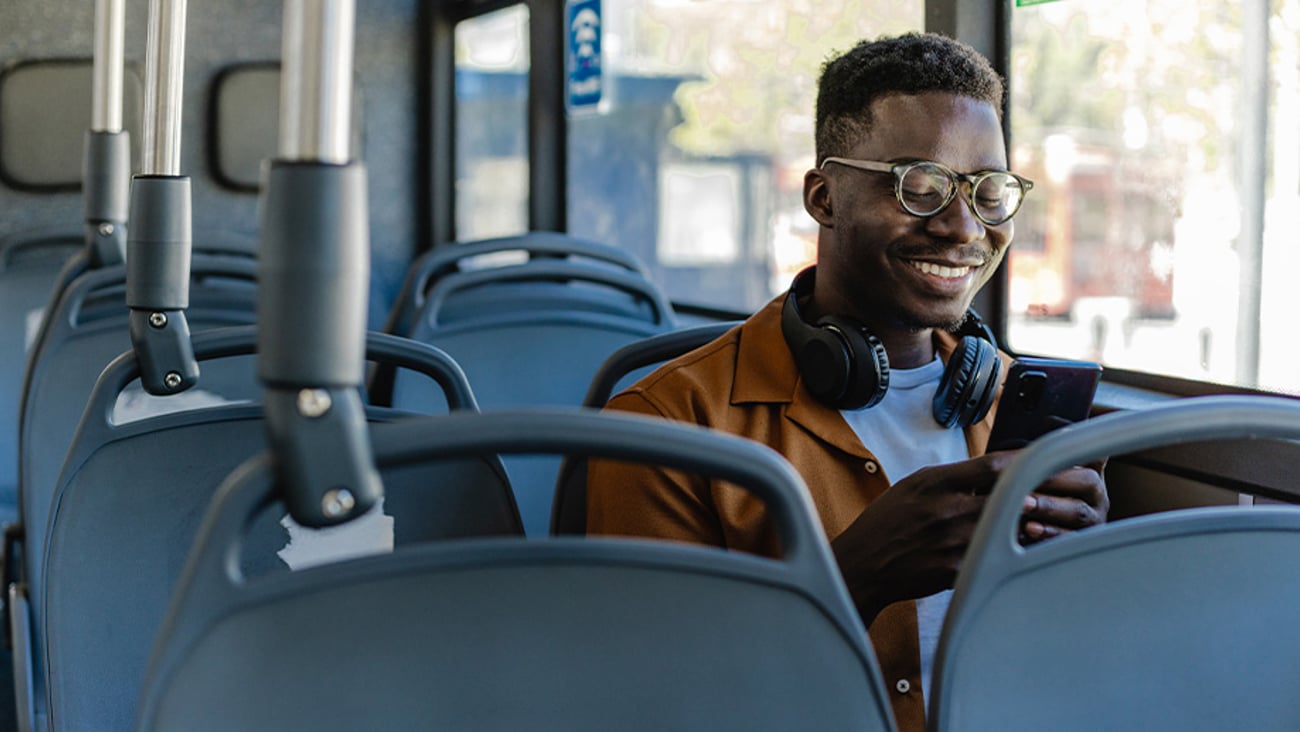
[588,295,1007,732]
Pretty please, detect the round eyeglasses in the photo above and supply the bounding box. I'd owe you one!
[820,157,1034,227]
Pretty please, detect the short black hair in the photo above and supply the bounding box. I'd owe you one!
[815,32,1004,162]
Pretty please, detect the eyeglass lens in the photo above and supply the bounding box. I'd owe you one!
[898,163,1025,224]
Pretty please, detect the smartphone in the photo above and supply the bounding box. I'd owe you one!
[986,357,1103,452]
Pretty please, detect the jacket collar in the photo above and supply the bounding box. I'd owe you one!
[731,296,995,458]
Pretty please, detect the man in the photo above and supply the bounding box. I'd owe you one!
[587,32,1107,731]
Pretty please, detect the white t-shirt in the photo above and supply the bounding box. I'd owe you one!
[840,355,969,707]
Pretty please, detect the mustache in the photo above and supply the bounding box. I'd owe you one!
[892,243,997,265]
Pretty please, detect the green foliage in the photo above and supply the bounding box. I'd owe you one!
[637,1,922,158]
[1011,1,1245,172]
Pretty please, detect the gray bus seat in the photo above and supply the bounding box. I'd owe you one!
[382,231,651,338]
[0,56,142,531]
[375,254,672,403]
[135,409,895,732]
[550,321,740,535]
[0,233,83,528]
[414,258,673,335]
[368,233,661,405]
[0,54,146,514]
[931,395,1300,732]
[27,326,516,732]
[16,255,260,606]
[393,261,676,535]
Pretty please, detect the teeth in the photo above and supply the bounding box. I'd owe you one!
[910,260,972,279]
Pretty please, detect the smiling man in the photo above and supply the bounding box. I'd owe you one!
[586,32,1107,732]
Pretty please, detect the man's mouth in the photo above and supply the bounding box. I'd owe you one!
[906,259,977,280]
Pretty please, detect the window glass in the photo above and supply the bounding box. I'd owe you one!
[1009,1,1296,392]
[455,5,530,241]
[567,0,924,311]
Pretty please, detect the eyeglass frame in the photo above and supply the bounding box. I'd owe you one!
[819,157,1035,226]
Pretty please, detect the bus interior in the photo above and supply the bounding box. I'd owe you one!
[1,0,1299,730]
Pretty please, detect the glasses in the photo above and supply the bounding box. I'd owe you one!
[820,157,1034,226]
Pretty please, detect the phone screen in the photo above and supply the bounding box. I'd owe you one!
[986,357,1102,452]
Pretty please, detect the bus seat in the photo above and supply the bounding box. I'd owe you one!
[414,258,672,329]
[30,327,517,732]
[16,256,260,614]
[931,395,1300,732]
[370,238,667,405]
[392,261,677,535]
[381,231,651,339]
[0,58,143,530]
[135,410,896,732]
[0,234,83,528]
[550,320,740,535]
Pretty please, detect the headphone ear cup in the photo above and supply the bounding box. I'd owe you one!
[779,267,890,411]
[782,291,853,405]
[933,335,1001,428]
[819,315,888,410]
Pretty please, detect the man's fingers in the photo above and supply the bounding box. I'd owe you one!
[1020,520,1064,543]
[1023,492,1102,531]
[1033,465,1107,507]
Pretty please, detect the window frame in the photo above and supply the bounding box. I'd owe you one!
[436,0,1296,402]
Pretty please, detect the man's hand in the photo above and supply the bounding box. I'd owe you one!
[831,451,1108,625]
[1013,453,1108,543]
[831,457,993,625]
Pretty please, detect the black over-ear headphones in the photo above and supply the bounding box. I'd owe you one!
[780,266,1001,427]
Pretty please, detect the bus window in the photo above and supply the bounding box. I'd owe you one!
[1009,1,1297,394]
[566,0,923,312]
[455,4,530,241]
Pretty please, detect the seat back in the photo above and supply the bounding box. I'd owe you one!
[0,234,83,525]
[0,55,143,527]
[37,326,518,732]
[17,255,259,596]
[382,231,650,338]
[136,409,895,732]
[550,321,739,535]
[932,396,1300,732]
[393,261,676,534]
[414,258,673,335]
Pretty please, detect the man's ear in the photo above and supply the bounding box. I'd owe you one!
[803,168,834,227]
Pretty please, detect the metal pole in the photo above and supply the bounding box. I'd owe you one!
[142,0,187,175]
[280,0,354,163]
[92,0,125,133]
[85,0,131,265]
[130,0,197,393]
[1236,0,1269,387]
[263,0,376,526]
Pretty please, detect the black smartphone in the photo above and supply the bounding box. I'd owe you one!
[986,357,1103,452]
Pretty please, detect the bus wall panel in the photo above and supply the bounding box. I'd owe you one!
[0,0,422,327]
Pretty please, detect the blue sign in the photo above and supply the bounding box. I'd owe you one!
[567,0,602,112]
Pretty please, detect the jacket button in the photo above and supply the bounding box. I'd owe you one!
[895,678,911,694]
[864,460,879,474]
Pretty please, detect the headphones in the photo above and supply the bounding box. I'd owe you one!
[780,267,1001,428]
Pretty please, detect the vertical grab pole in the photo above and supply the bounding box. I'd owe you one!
[83,0,130,266]
[260,0,380,527]
[126,0,199,395]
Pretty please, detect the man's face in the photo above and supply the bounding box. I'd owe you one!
[813,91,1013,333]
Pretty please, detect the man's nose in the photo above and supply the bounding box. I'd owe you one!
[926,188,986,243]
